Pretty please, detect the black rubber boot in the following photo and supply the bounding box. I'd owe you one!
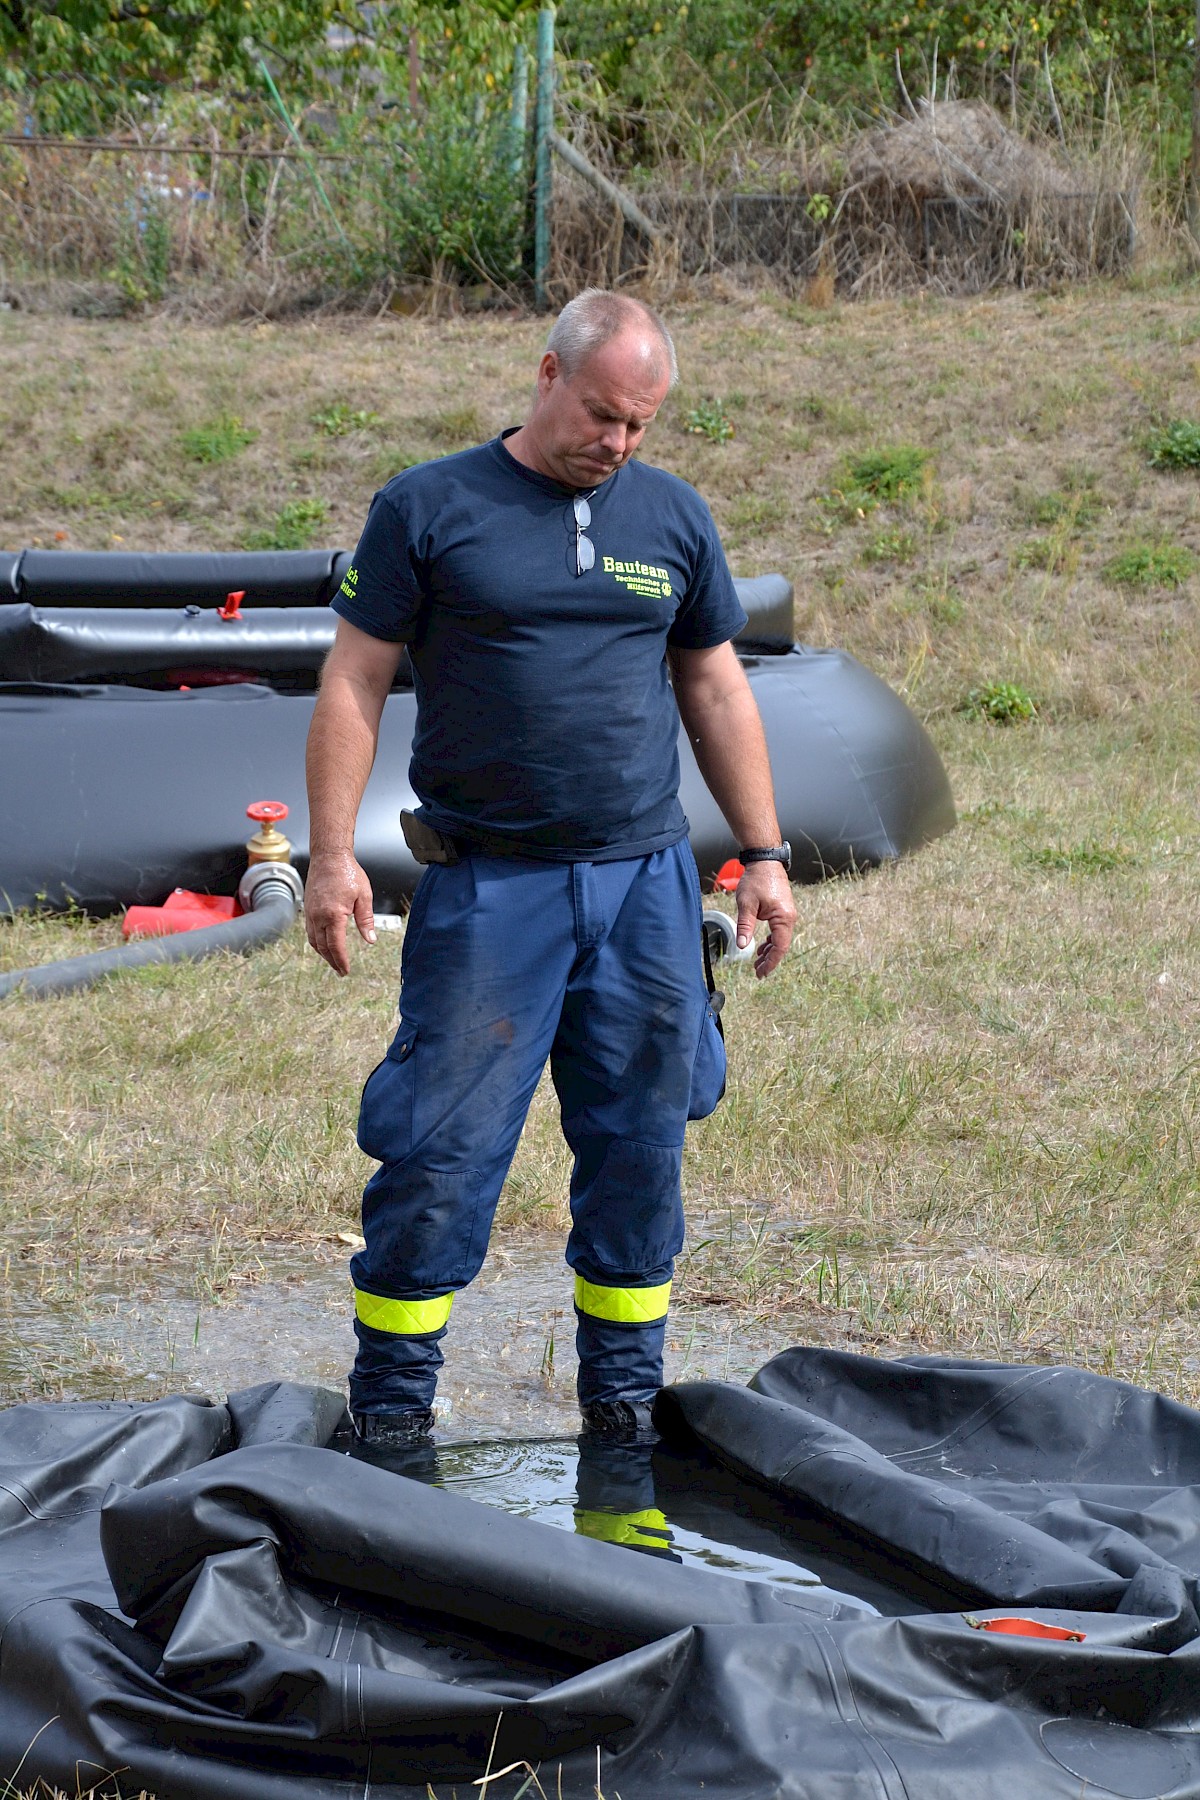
[352,1408,435,1448]
[580,1399,658,1441]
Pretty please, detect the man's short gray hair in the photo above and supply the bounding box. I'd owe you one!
[546,289,678,388]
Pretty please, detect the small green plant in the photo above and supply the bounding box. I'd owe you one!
[182,414,257,465]
[1027,841,1137,874]
[1104,542,1197,587]
[1014,536,1058,571]
[1021,486,1101,528]
[962,680,1037,725]
[805,191,832,224]
[311,402,381,437]
[1146,421,1200,469]
[861,525,917,564]
[685,398,735,444]
[247,498,329,551]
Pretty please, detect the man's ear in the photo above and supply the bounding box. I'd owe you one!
[537,350,561,396]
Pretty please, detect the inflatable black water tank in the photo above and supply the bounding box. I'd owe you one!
[0,556,955,914]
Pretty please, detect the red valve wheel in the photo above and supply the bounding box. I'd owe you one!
[246,801,289,824]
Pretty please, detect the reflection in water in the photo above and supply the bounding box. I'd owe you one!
[348,1430,915,1615]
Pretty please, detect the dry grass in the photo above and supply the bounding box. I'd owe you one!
[0,280,1197,1407]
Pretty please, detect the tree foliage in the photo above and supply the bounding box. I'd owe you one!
[0,1,342,131]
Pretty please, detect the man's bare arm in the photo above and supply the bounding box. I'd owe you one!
[305,617,405,975]
[669,640,797,978]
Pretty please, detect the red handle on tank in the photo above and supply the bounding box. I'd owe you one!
[966,1616,1086,1641]
[246,801,289,824]
[218,590,245,620]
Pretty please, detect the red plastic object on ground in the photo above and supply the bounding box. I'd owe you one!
[713,858,744,893]
[122,888,242,940]
[966,1616,1086,1642]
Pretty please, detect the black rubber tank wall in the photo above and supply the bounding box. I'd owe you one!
[6,547,352,608]
[0,651,955,915]
[0,572,797,674]
[6,1354,1200,1798]
[1,553,794,646]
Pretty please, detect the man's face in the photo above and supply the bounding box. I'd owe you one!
[530,332,671,489]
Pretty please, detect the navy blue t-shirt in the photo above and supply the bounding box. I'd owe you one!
[332,433,747,859]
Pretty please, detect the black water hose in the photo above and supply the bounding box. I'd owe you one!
[0,866,302,1001]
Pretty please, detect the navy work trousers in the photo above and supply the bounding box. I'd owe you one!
[349,839,726,1415]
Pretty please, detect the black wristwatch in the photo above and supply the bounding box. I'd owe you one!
[739,842,792,873]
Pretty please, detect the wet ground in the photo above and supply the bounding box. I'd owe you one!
[0,1233,930,1615]
[0,1232,792,1433]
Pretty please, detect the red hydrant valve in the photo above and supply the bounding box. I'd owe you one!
[245,800,292,865]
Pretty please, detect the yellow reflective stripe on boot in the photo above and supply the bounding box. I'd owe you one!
[575,1506,673,1549]
[354,1289,454,1335]
[573,1276,671,1324]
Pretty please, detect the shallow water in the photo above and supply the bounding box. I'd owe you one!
[0,1233,931,1615]
[0,1232,792,1434]
[384,1434,918,1616]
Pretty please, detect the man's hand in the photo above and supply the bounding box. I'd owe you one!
[735,860,796,979]
[305,848,377,976]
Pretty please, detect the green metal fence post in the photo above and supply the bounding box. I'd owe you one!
[534,7,555,309]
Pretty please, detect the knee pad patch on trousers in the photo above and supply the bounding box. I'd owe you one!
[569,1137,685,1277]
[360,1162,488,1291]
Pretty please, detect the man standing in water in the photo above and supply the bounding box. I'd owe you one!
[305,289,795,1445]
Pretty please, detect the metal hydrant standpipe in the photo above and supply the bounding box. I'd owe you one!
[0,801,304,1001]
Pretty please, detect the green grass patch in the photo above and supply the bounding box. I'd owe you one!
[180,414,257,464]
[246,498,329,550]
[861,525,917,564]
[1025,488,1102,528]
[818,445,931,525]
[1026,841,1138,874]
[727,489,787,535]
[311,402,381,437]
[421,405,485,446]
[1014,536,1060,571]
[844,445,930,503]
[962,680,1037,724]
[1104,541,1196,587]
[1147,420,1200,469]
[684,398,736,444]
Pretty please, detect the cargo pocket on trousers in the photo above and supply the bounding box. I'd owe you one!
[687,999,727,1121]
[356,1021,419,1163]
